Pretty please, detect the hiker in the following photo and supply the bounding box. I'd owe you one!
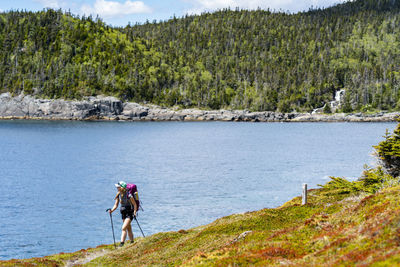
[108,181,138,247]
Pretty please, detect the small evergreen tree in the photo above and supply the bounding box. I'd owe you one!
[341,96,353,113]
[323,103,332,113]
[374,123,400,177]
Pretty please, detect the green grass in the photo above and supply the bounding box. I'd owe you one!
[89,177,400,266]
[0,244,114,266]
[2,174,400,266]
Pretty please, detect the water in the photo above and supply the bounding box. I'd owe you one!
[0,121,396,260]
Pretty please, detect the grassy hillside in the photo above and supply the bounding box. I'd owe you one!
[2,0,400,112]
[3,123,400,266]
[2,166,400,266]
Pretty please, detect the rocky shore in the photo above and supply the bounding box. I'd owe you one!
[0,93,399,122]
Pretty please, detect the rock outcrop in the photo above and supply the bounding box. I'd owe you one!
[0,93,399,122]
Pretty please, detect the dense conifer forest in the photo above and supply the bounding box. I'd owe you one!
[1,0,400,112]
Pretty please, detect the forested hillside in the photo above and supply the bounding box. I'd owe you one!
[1,0,400,112]
[0,9,166,101]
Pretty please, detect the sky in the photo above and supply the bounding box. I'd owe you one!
[0,0,348,26]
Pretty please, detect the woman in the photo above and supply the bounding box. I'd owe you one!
[108,181,138,247]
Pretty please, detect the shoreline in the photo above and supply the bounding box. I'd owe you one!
[1,93,399,122]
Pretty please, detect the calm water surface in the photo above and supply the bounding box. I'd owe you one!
[0,121,396,260]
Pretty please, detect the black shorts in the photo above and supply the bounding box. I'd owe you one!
[120,207,134,221]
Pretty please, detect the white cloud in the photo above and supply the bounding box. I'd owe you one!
[81,0,152,18]
[187,0,348,14]
[35,0,62,9]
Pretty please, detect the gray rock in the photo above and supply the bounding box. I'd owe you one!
[0,94,399,122]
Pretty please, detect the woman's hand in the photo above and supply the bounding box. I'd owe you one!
[129,197,138,216]
[110,198,119,213]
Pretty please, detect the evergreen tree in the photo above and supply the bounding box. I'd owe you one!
[0,0,400,112]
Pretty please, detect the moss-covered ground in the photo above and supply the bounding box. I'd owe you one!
[4,123,400,266]
[3,169,400,266]
[0,244,115,266]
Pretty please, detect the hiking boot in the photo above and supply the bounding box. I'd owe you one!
[119,242,125,247]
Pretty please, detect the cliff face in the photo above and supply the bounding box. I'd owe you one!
[0,93,399,122]
[0,93,124,120]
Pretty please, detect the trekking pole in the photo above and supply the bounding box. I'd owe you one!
[134,216,145,237]
[106,209,117,249]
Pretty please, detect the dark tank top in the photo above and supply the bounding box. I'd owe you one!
[120,192,133,209]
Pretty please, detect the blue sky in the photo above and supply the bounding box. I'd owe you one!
[0,0,347,26]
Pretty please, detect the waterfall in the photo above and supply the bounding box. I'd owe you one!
[312,89,345,114]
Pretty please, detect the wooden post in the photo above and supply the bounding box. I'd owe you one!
[302,183,307,205]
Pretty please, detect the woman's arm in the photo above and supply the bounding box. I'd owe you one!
[109,196,119,213]
[130,197,138,216]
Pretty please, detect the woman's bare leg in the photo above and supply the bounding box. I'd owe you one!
[127,224,134,241]
[121,218,132,243]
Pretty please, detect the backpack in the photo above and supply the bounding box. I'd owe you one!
[126,183,142,211]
